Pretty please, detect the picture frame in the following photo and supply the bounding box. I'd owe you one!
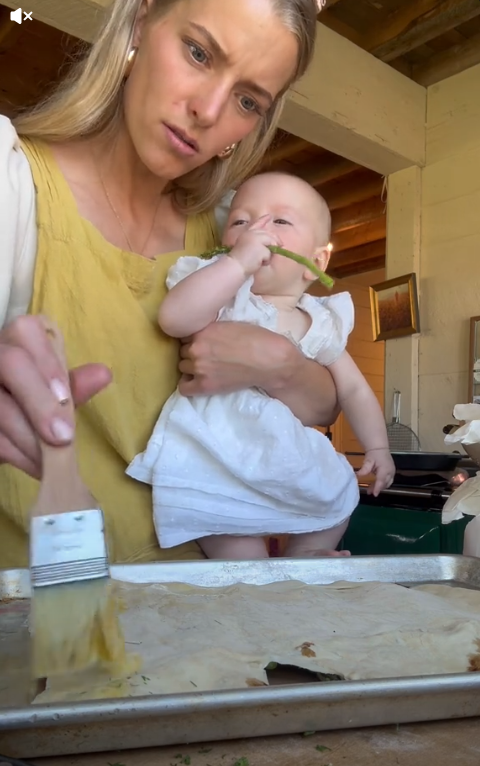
[468,315,480,404]
[369,272,420,342]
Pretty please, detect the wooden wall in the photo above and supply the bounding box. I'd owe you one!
[418,64,480,449]
[384,63,480,451]
[310,269,385,464]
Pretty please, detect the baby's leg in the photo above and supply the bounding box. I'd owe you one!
[199,535,269,560]
[284,520,350,558]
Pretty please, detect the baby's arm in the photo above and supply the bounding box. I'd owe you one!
[158,256,247,338]
[327,351,395,495]
[159,220,277,338]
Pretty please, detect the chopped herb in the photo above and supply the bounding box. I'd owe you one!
[183,758,191,765]
[315,745,331,752]
[303,730,316,737]
[141,675,150,684]
[199,246,334,290]
[265,662,277,671]
[190,680,198,688]
[233,759,249,766]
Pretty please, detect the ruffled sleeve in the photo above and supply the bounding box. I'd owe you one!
[165,253,256,322]
[299,291,355,365]
[165,255,219,290]
[0,116,38,327]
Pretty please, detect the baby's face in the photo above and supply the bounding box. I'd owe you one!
[223,173,330,296]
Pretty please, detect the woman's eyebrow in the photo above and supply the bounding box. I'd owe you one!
[239,80,273,106]
[188,22,274,106]
[188,22,228,62]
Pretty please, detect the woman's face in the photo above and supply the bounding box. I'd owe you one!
[124,0,299,180]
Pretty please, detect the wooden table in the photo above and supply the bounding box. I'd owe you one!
[37,718,480,766]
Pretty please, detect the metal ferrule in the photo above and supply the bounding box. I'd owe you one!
[30,508,109,587]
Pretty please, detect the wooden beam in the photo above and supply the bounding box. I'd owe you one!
[0,0,108,41]
[332,216,386,253]
[330,255,385,279]
[280,23,426,174]
[322,173,384,211]
[412,31,480,87]
[299,156,360,187]
[331,196,386,233]
[0,6,22,52]
[22,1,426,175]
[389,57,413,79]
[261,135,311,167]
[360,0,480,63]
[317,11,361,46]
[331,239,387,270]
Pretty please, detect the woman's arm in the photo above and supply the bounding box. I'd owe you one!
[178,322,340,427]
[158,256,246,338]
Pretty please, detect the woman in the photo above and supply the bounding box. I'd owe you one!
[0,0,339,566]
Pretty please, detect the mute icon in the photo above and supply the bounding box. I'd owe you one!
[10,8,33,23]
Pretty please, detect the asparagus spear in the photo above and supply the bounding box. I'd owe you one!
[199,245,334,290]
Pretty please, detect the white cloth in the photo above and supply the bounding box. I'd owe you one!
[0,116,38,327]
[127,256,360,548]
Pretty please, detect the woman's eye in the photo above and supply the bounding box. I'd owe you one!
[232,219,247,226]
[239,95,260,114]
[187,41,209,65]
[274,218,291,225]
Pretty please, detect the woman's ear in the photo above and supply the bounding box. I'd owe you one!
[132,0,153,48]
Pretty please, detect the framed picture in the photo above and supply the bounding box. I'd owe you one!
[369,273,420,342]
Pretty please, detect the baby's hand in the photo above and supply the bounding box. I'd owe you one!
[357,448,395,497]
[229,215,280,277]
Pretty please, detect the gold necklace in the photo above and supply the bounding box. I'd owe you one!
[96,156,162,255]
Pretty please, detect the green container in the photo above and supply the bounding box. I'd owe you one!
[341,504,471,555]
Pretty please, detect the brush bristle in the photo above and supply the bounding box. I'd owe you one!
[31,580,126,679]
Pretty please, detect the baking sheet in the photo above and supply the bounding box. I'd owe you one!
[2,554,480,757]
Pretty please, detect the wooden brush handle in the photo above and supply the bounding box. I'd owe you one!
[31,326,96,517]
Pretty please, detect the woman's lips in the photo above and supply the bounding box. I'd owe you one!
[163,124,199,157]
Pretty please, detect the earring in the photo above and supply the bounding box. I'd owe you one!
[124,46,138,79]
[217,144,236,160]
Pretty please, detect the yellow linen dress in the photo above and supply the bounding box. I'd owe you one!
[0,138,218,567]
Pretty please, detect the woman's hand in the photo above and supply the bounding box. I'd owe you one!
[178,322,293,396]
[0,315,112,477]
[178,322,339,427]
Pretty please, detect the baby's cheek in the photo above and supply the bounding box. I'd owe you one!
[222,226,243,248]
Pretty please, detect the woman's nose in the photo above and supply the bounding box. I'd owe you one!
[189,83,229,127]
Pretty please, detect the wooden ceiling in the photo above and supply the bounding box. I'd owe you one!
[1,0,479,278]
[320,0,480,87]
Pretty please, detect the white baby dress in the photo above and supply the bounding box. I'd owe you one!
[126,256,360,548]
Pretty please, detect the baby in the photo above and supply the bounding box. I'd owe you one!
[127,172,395,559]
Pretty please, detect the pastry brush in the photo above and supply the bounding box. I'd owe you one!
[29,326,126,679]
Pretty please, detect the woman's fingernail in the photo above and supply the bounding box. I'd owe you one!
[50,378,70,404]
[51,418,74,442]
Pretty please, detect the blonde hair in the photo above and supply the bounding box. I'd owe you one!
[13,0,318,214]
